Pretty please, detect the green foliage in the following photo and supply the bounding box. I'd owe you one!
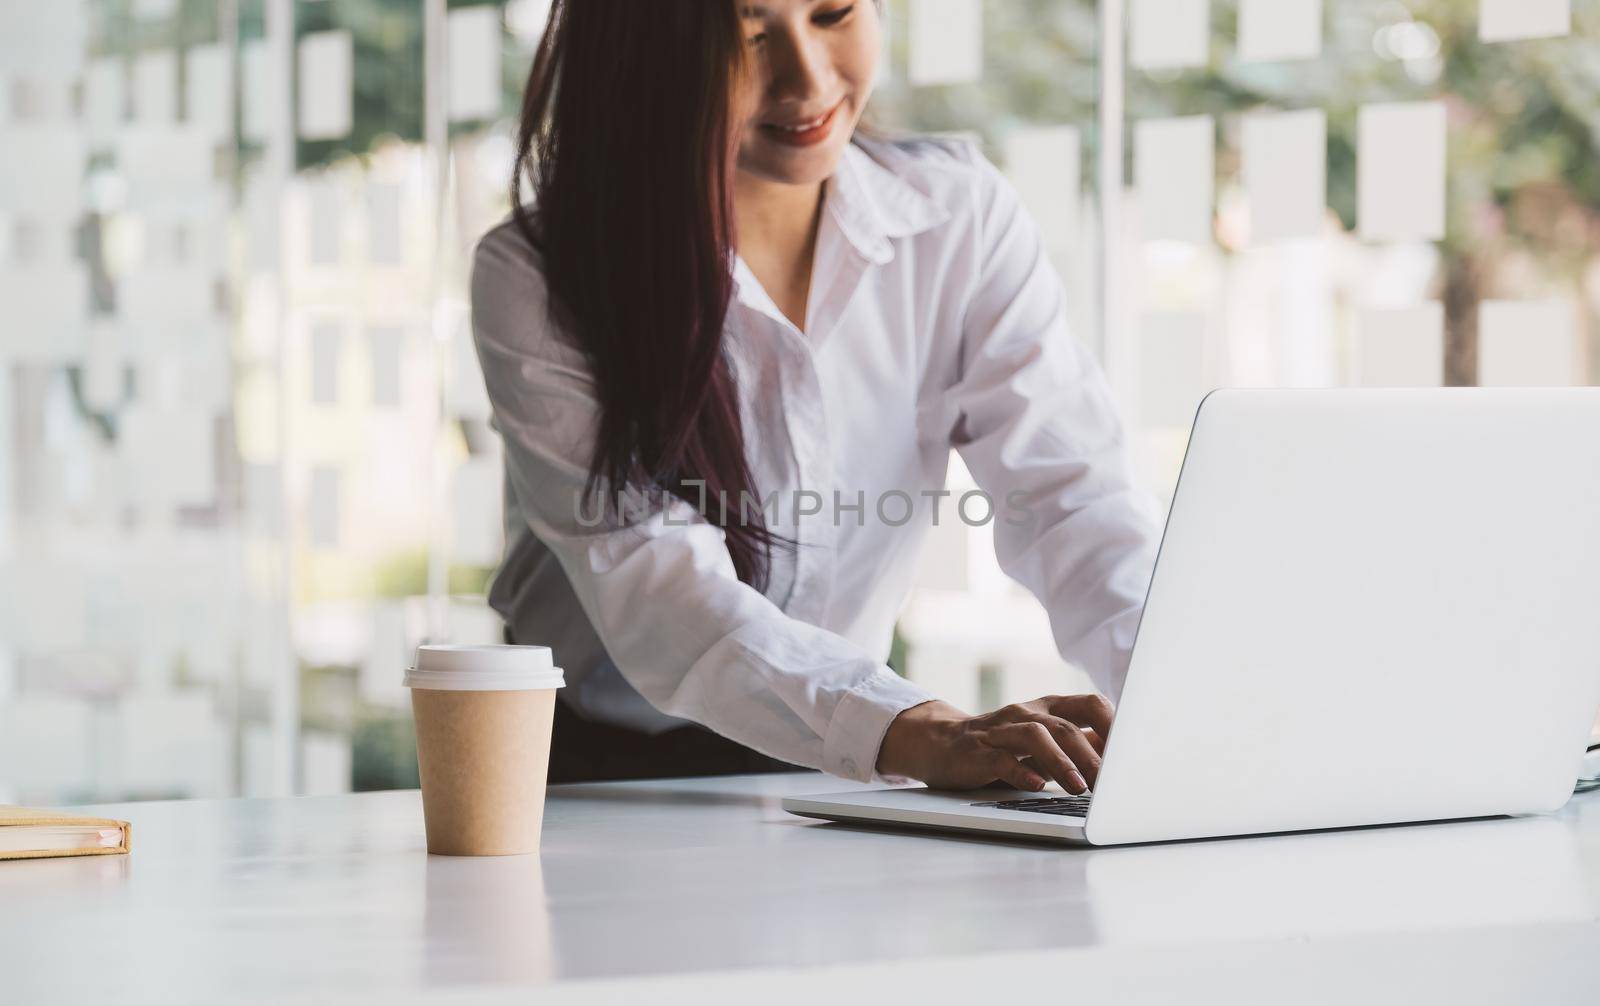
[351,709,422,791]
[99,0,1600,263]
[372,550,431,597]
[300,663,357,732]
[293,0,427,170]
[372,549,495,598]
[872,0,1102,167]
[1120,0,1600,381]
[888,624,909,677]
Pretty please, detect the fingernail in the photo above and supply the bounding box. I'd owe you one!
[1068,772,1087,793]
[1027,773,1046,790]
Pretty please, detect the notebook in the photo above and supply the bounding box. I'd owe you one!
[0,805,132,861]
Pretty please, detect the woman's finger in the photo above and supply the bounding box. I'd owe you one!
[1042,717,1102,788]
[985,721,1088,794]
[1012,712,1105,786]
[1044,694,1115,739]
[983,748,1046,792]
[1079,726,1104,756]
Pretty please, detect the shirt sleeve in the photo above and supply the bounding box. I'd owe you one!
[948,159,1163,703]
[470,224,934,782]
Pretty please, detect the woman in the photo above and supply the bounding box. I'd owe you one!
[472,0,1160,793]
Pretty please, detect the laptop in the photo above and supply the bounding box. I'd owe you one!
[784,388,1600,845]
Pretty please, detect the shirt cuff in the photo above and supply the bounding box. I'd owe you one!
[821,668,936,783]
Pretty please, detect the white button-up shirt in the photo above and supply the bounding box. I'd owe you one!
[471,136,1161,783]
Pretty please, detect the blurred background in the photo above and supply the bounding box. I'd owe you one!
[1,0,1595,804]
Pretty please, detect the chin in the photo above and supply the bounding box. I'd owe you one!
[738,136,854,187]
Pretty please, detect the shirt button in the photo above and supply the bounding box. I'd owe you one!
[840,756,858,776]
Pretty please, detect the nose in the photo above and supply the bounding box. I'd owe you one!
[763,26,834,107]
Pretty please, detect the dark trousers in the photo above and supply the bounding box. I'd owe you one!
[507,625,804,783]
[548,698,806,784]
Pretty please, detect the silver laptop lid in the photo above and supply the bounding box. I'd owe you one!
[1086,388,1600,846]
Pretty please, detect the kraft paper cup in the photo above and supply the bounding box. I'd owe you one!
[405,645,565,856]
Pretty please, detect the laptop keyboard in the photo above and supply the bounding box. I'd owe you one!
[969,796,1092,818]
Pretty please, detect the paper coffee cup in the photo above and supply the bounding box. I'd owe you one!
[405,645,564,856]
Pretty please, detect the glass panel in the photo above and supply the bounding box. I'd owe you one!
[1122,0,1599,508]
[0,0,492,804]
[6,1,1592,804]
[866,0,1107,706]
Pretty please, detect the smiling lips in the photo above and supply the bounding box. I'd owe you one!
[759,99,844,148]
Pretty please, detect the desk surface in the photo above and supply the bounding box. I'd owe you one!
[6,773,1600,1004]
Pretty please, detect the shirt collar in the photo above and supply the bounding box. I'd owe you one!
[732,141,947,303]
[824,140,951,265]
[730,140,951,324]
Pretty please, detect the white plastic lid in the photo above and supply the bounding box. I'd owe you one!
[403,644,566,691]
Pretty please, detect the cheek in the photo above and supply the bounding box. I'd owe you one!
[836,29,879,106]
[849,8,883,79]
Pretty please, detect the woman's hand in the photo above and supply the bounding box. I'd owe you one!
[875,695,1113,794]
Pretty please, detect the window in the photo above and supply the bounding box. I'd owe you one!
[368,326,402,407]
[3,0,1593,807]
[308,465,341,550]
[310,321,342,406]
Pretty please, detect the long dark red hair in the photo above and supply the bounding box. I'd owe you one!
[511,0,788,589]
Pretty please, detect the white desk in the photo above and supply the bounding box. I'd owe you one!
[5,773,1600,1004]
